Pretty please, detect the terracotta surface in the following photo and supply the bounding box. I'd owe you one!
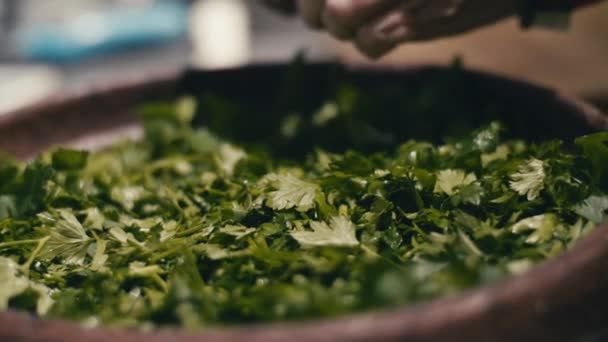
[0,63,607,341]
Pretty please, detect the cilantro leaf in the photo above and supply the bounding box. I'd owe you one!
[37,209,93,265]
[575,195,608,224]
[0,155,18,190]
[110,186,145,211]
[290,216,359,248]
[575,132,608,187]
[0,72,604,328]
[481,145,509,168]
[218,224,256,240]
[509,158,545,201]
[434,169,477,196]
[511,214,559,244]
[0,196,17,220]
[217,144,246,176]
[51,148,89,171]
[451,183,485,206]
[265,174,319,212]
[15,161,54,217]
[0,257,30,311]
[0,257,53,315]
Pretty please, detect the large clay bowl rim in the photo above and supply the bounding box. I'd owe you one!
[0,63,607,342]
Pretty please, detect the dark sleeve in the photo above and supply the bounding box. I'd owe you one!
[260,0,296,15]
[539,0,603,11]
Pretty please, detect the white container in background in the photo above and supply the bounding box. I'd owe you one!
[189,0,251,69]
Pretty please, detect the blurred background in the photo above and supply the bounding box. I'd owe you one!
[0,0,331,113]
[0,0,607,114]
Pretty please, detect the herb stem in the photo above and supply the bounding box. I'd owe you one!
[175,224,207,238]
[151,273,168,292]
[0,239,42,249]
[360,244,407,271]
[148,244,187,263]
[20,236,50,275]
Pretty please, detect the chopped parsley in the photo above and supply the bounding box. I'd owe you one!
[0,76,606,329]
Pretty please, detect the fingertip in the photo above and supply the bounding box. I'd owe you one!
[355,11,412,59]
[354,35,395,59]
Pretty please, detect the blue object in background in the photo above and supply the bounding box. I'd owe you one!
[16,2,188,62]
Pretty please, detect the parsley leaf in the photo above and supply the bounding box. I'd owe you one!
[265,174,319,212]
[510,158,545,201]
[434,169,477,196]
[0,257,53,315]
[37,209,92,265]
[290,216,359,248]
[511,214,559,244]
[575,196,608,224]
[51,148,89,171]
[0,73,604,329]
[576,132,608,188]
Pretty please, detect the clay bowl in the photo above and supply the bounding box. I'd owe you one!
[0,63,607,342]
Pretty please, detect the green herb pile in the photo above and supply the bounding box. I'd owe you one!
[0,92,607,329]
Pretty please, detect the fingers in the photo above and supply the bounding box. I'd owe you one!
[354,0,463,59]
[297,0,325,28]
[322,0,399,40]
[297,0,401,39]
[295,0,475,59]
[355,10,414,59]
[316,0,426,57]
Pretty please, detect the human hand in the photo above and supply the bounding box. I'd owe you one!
[266,0,519,58]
